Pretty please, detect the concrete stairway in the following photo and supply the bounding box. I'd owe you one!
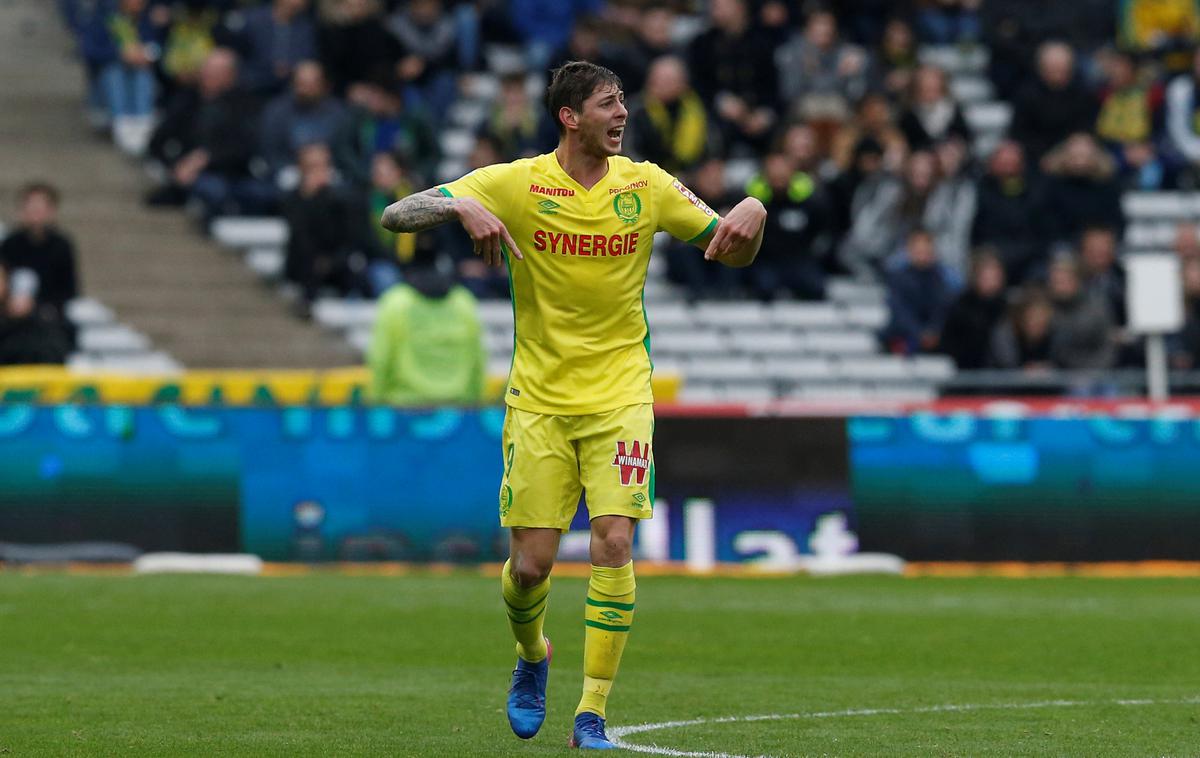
[0,0,357,368]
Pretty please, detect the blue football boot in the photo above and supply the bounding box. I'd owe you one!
[569,712,617,749]
[506,638,551,739]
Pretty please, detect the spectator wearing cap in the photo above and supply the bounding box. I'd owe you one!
[688,0,779,153]
[939,249,1008,369]
[1010,41,1099,162]
[226,0,316,95]
[1095,49,1170,190]
[1041,133,1125,249]
[0,183,79,338]
[897,64,972,151]
[742,151,833,301]
[627,56,711,177]
[259,60,348,184]
[883,227,963,355]
[332,72,439,187]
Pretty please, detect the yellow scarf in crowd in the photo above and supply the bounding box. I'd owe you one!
[643,90,707,168]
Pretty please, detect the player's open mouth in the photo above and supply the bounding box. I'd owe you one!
[607,127,624,144]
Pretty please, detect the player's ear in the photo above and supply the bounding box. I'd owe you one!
[559,106,579,132]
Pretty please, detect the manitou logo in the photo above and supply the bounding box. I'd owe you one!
[612,440,651,486]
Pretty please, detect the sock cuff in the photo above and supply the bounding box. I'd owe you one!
[590,561,635,597]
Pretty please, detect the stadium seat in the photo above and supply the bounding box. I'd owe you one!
[910,354,957,381]
[835,355,913,380]
[919,45,989,74]
[209,217,288,249]
[841,303,889,330]
[1121,192,1196,220]
[767,301,842,328]
[476,300,515,329]
[692,301,768,328]
[762,355,836,381]
[684,355,763,382]
[646,302,695,330]
[727,329,805,355]
[245,247,284,279]
[652,329,730,356]
[439,130,476,159]
[964,102,1012,135]
[801,330,879,355]
[78,325,151,354]
[312,299,376,330]
[1125,221,1174,250]
[949,75,993,104]
[66,297,115,326]
[67,351,182,373]
[827,278,885,304]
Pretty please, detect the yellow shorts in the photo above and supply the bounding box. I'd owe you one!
[499,403,654,531]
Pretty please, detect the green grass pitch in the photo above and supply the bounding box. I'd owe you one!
[1,573,1197,756]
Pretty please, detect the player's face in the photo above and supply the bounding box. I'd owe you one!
[578,84,627,157]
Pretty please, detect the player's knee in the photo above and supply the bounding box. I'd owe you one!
[594,533,632,566]
[510,557,552,587]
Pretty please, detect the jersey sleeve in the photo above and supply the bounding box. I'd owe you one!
[653,164,720,244]
[437,162,524,219]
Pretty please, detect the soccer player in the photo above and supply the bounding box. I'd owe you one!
[380,61,766,749]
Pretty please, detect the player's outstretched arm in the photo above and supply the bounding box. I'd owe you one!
[696,197,767,268]
[380,188,523,268]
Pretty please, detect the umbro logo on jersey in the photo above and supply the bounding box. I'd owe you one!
[529,183,574,197]
[537,199,560,214]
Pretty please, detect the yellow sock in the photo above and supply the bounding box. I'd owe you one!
[501,559,549,662]
[576,561,636,719]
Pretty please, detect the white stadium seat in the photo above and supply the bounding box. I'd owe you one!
[692,301,768,328]
[312,299,376,330]
[66,297,115,326]
[768,301,842,328]
[210,217,288,248]
[964,102,1012,135]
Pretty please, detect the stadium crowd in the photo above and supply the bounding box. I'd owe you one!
[43,0,1200,375]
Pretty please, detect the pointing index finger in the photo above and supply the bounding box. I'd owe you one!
[502,227,524,261]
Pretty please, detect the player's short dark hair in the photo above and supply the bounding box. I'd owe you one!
[545,61,623,136]
[18,181,59,206]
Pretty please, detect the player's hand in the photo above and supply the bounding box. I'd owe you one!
[454,197,524,267]
[704,197,766,262]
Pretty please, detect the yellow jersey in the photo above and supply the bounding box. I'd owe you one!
[438,152,719,415]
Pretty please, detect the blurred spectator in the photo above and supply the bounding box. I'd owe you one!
[1164,48,1200,187]
[1168,255,1200,368]
[1010,41,1099,162]
[1077,225,1126,326]
[636,4,681,62]
[834,0,901,47]
[259,60,347,183]
[100,0,163,155]
[158,0,220,100]
[1174,220,1200,260]
[317,0,402,95]
[1119,0,1200,74]
[367,254,487,406]
[226,0,316,95]
[386,0,460,119]
[332,72,439,187]
[479,71,557,162]
[742,151,833,301]
[0,265,71,366]
[1045,252,1117,369]
[627,56,710,176]
[1041,133,1124,247]
[989,285,1055,371]
[830,92,907,174]
[145,48,269,218]
[508,0,605,71]
[840,149,940,279]
[914,0,981,45]
[779,122,833,178]
[924,138,977,276]
[883,227,963,354]
[0,183,79,331]
[281,143,360,314]
[897,65,972,151]
[827,136,886,250]
[939,249,1008,369]
[776,8,870,124]
[446,135,510,299]
[359,151,424,296]
[971,140,1049,283]
[874,17,919,100]
[688,0,779,153]
[547,17,635,88]
[662,158,741,300]
[1095,49,1170,190]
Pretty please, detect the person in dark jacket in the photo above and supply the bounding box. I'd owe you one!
[258,60,348,182]
[884,227,963,354]
[627,55,711,177]
[144,48,269,217]
[1045,252,1117,369]
[0,183,79,326]
[0,264,71,366]
[1041,133,1125,248]
[988,284,1055,371]
[225,0,316,95]
[971,139,1050,284]
[1009,41,1099,162]
[939,249,1008,369]
[742,151,833,300]
[897,64,972,151]
[331,70,439,188]
[282,143,361,314]
[316,0,401,95]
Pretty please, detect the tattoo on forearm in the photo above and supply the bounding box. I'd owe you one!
[380,189,457,232]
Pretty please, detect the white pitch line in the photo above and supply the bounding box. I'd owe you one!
[608,696,1200,758]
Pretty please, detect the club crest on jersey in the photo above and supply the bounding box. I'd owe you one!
[612,192,642,224]
[612,440,651,486]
